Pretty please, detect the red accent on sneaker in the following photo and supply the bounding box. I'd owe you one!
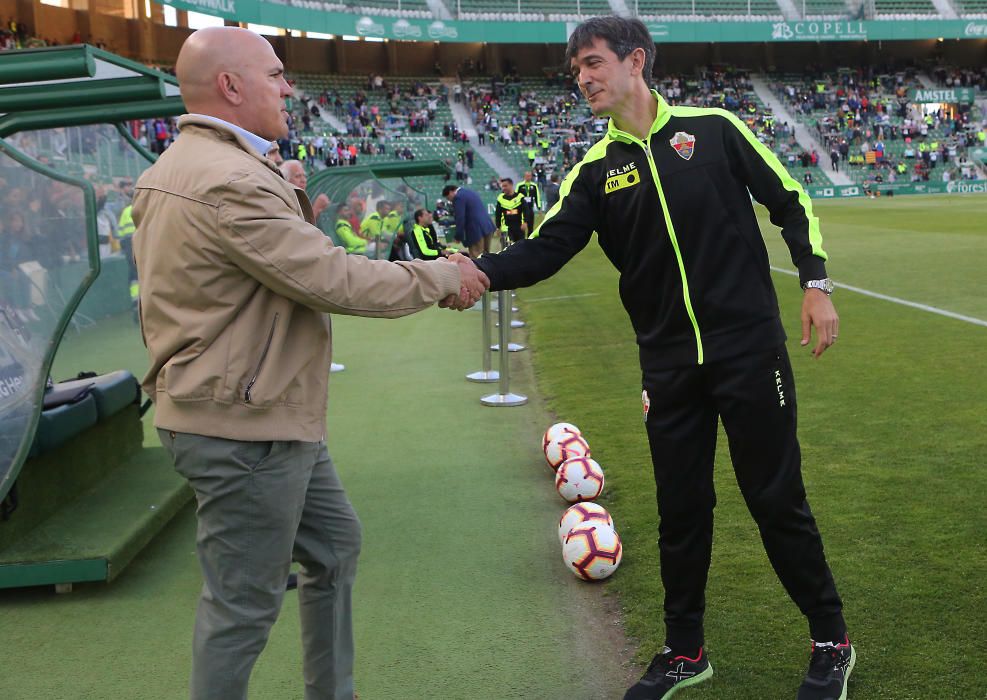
[674,647,704,663]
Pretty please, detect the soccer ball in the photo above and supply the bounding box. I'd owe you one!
[544,433,591,471]
[563,522,622,581]
[555,457,605,503]
[558,502,613,544]
[542,422,581,455]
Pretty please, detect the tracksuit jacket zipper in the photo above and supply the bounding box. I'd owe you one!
[609,127,705,365]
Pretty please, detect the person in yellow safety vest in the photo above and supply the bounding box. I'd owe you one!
[897,162,907,175]
[516,171,541,232]
[297,142,307,161]
[495,177,527,245]
[116,200,139,286]
[360,200,389,242]
[407,209,449,260]
[382,202,404,237]
[333,203,368,255]
[526,147,537,166]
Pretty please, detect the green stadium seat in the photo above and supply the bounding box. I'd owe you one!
[28,371,141,458]
[29,394,99,458]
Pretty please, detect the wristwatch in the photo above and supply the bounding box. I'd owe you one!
[802,278,835,295]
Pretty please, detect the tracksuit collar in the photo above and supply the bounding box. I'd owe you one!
[606,90,671,144]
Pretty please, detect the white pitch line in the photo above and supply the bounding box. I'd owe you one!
[770,266,987,328]
[522,292,601,303]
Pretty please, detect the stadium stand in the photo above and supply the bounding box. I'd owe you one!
[349,0,432,18]
[768,66,986,189]
[955,0,987,16]
[632,0,784,19]
[872,0,938,16]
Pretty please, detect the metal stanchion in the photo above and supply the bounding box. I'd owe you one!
[481,289,527,406]
[496,317,526,329]
[466,292,498,383]
[491,290,526,353]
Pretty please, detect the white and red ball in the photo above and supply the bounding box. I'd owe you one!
[563,522,623,581]
[555,456,605,503]
[544,433,591,471]
[542,422,581,455]
[558,502,614,544]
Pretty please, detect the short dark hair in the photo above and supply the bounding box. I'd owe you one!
[442,184,459,197]
[414,208,428,223]
[500,177,513,185]
[565,16,655,82]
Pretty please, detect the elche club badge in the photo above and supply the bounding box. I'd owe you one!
[669,131,696,161]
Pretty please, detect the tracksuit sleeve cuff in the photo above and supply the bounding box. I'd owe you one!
[797,256,828,287]
[473,255,501,292]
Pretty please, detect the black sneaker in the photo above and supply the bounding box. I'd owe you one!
[624,646,713,700]
[797,636,856,700]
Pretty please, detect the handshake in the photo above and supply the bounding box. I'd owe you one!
[439,253,491,311]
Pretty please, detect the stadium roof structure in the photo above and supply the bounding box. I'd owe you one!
[308,159,453,206]
[0,44,185,138]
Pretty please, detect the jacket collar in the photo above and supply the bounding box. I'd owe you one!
[606,90,671,145]
[177,114,283,177]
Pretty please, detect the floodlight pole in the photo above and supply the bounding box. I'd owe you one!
[466,291,498,383]
[481,290,527,406]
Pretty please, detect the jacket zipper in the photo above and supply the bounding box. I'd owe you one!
[637,139,705,365]
[244,313,279,403]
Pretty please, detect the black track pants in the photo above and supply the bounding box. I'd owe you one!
[642,345,845,651]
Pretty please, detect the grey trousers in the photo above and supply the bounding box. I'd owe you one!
[159,429,361,700]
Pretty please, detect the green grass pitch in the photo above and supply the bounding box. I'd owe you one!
[516,194,987,699]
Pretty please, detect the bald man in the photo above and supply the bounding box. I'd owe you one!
[266,141,284,165]
[131,27,487,700]
[282,159,329,219]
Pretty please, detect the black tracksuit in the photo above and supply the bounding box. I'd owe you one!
[475,93,845,650]
[516,180,541,231]
[495,191,527,243]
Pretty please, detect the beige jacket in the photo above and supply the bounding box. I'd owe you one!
[132,116,460,442]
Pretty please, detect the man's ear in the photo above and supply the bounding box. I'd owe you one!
[217,71,244,106]
[629,47,646,78]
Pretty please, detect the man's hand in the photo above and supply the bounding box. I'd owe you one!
[439,253,489,310]
[801,289,839,358]
[312,193,329,220]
